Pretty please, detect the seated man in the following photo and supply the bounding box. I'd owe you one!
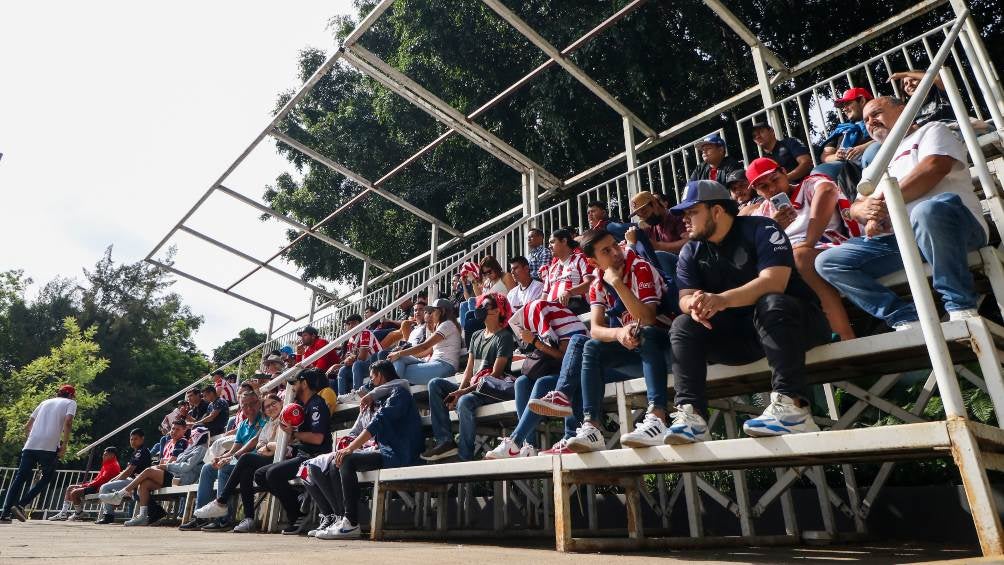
[193,385,229,437]
[746,157,856,340]
[526,228,553,282]
[726,169,763,215]
[310,361,423,540]
[817,87,874,174]
[159,400,189,436]
[629,190,689,276]
[666,180,832,443]
[587,200,610,230]
[422,293,516,461]
[295,325,341,374]
[94,428,150,524]
[378,298,428,350]
[48,446,120,522]
[254,371,332,535]
[751,122,812,183]
[485,299,587,459]
[690,133,743,184]
[506,256,544,310]
[328,314,382,395]
[816,96,988,330]
[185,388,208,425]
[542,229,594,314]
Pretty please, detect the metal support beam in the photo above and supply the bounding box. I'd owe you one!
[214,184,392,271]
[341,0,395,47]
[270,130,462,236]
[480,0,657,138]
[623,116,639,198]
[361,261,370,297]
[147,259,296,320]
[428,224,439,299]
[175,225,336,299]
[702,0,786,72]
[751,45,783,136]
[342,44,561,189]
[308,291,317,324]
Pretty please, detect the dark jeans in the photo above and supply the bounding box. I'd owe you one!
[2,449,57,516]
[670,293,832,416]
[218,452,272,519]
[304,452,383,525]
[581,326,671,421]
[254,455,307,522]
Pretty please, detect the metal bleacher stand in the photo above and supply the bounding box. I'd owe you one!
[56,0,1004,556]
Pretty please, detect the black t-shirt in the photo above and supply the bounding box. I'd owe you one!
[295,394,332,457]
[915,89,953,126]
[128,447,152,477]
[204,398,229,435]
[763,138,809,179]
[689,156,744,184]
[190,400,210,421]
[676,216,819,320]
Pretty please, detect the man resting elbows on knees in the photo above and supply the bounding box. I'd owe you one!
[815,96,988,330]
[48,446,120,522]
[667,180,832,443]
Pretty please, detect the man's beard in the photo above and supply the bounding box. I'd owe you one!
[690,217,717,241]
[871,126,889,143]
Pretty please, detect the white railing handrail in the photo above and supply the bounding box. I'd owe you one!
[858,12,968,196]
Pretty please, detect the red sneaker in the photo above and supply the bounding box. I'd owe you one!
[540,438,573,455]
[528,391,573,417]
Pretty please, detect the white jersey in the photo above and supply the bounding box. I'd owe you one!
[24,397,76,452]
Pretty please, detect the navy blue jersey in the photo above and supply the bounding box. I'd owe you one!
[296,394,332,456]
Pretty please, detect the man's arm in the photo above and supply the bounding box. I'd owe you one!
[58,415,73,458]
[113,464,136,482]
[898,154,956,203]
[799,181,840,248]
[24,416,35,436]
[198,407,222,425]
[821,145,840,163]
[718,266,791,309]
[788,154,813,181]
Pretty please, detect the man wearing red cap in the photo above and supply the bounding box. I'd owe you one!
[746,157,857,341]
[821,87,875,165]
[1,385,77,522]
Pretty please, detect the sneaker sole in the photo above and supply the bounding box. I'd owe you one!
[420,449,458,461]
[527,402,573,418]
[663,434,699,445]
[620,436,664,448]
[11,507,26,522]
[565,442,601,454]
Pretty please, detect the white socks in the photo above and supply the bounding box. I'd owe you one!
[61,501,71,511]
[138,506,148,517]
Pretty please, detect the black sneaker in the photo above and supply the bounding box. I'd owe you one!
[421,440,458,461]
[0,515,11,524]
[281,515,310,535]
[10,505,26,522]
[201,520,232,532]
[178,518,206,531]
[148,503,167,525]
[95,514,115,525]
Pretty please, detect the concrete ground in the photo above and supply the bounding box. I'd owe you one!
[0,521,985,564]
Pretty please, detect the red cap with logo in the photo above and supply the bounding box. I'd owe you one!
[58,384,76,398]
[745,157,783,188]
[834,87,874,105]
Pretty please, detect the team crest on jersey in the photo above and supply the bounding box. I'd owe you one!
[312,411,320,421]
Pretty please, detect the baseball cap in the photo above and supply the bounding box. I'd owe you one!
[629,191,657,216]
[745,157,783,188]
[834,87,873,105]
[58,384,76,398]
[264,354,283,366]
[696,132,726,149]
[430,298,452,310]
[297,325,319,336]
[750,121,772,131]
[724,169,748,188]
[279,345,294,356]
[669,180,733,215]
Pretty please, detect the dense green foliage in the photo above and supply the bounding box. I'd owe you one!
[212,327,267,378]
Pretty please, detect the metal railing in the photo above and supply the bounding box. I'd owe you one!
[0,467,101,519]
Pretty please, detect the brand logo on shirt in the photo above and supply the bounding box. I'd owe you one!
[768,230,786,246]
[312,411,320,422]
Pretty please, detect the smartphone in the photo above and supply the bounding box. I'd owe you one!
[769,192,792,210]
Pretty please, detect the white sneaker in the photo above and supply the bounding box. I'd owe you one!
[98,490,129,506]
[485,437,523,460]
[308,514,338,537]
[339,391,363,404]
[193,499,228,520]
[949,309,979,321]
[317,516,362,539]
[664,404,710,445]
[620,412,668,448]
[893,320,918,332]
[66,511,84,522]
[47,511,69,521]
[565,423,606,453]
[743,392,820,437]
[123,515,149,527]
[232,517,255,533]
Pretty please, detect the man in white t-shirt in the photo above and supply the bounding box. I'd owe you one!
[2,385,77,522]
[817,96,987,330]
[506,256,544,310]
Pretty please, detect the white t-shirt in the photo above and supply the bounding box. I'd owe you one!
[507,279,544,310]
[757,176,843,246]
[861,122,987,237]
[430,321,463,370]
[24,397,77,452]
[485,278,508,296]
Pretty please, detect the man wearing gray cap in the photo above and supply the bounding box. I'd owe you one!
[665,180,832,444]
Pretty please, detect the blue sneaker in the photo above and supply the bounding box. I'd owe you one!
[663,405,710,445]
[743,393,820,437]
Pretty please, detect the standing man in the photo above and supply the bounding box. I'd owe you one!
[666,181,832,443]
[690,133,743,184]
[507,256,544,310]
[212,369,238,406]
[751,122,813,183]
[526,228,553,282]
[1,385,77,522]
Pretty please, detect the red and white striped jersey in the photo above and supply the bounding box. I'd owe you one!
[589,245,666,327]
[214,378,238,406]
[346,329,383,356]
[509,299,587,344]
[542,254,593,302]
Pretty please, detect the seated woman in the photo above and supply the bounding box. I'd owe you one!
[308,360,423,540]
[99,425,209,526]
[192,392,283,533]
[484,299,587,459]
[387,299,463,385]
[459,256,516,344]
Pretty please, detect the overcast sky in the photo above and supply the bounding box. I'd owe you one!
[1,1,357,355]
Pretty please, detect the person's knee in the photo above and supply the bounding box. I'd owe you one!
[910,194,955,225]
[427,377,448,396]
[814,246,848,278]
[582,338,603,359]
[793,247,819,275]
[754,293,799,321]
[456,395,478,415]
[670,311,705,340]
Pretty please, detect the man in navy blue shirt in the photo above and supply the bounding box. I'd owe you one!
[254,371,331,535]
[665,180,832,444]
[194,385,228,436]
[751,122,812,183]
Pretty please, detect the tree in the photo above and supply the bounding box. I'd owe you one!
[212,327,267,378]
[0,318,109,464]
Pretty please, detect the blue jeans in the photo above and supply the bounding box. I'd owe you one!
[195,461,236,521]
[428,378,490,461]
[337,359,373,394]
[2,449,57,516]
[98,479,132,516]
[393,356,455,385]
[580,326,671,422]
[816,193,987,328]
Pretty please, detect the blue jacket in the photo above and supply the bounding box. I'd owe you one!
[365,387,423,468]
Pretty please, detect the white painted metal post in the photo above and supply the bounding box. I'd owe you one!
[428,224,439,299]
[623,116,640,198]
[751,45,783,138]
[361,261,370,297]
[308,291,317,324]
[949,0,1004,118]
[528,168,540,219]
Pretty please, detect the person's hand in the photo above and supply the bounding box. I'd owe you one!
[691,292,728,325]
[625,226,639,245]
[835,147,849,161]
[56,444,66,460]
[602,265,623,286]
[616,325,641,350]
[864,219,892,238]
[325,364,339,376]
[359,394,374,411]
[846,143,868,161]
[888,71,911,82]
[402,319,416,331]
[278,421,294,435]
[860,195,888,222]
[520,329,534,345]
[387,350,402,362]
[295,341,306,355]
[445,390,463,411]
[334,447,353,468]
[557,290,571,306]
[772,206,797,229]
